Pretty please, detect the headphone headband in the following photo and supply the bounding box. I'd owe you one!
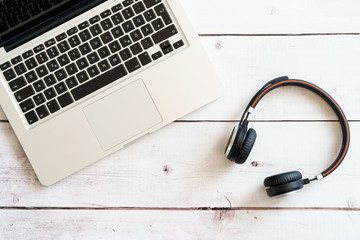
[240,76,350,179]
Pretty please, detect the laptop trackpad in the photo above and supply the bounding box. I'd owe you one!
[83,79,162,151]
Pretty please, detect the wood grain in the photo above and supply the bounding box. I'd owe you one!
[1,121,358,208]
[1,209,359,240]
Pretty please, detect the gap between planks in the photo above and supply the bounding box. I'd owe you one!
[0,207,359,211]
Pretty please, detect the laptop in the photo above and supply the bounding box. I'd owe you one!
[0,0,223,186]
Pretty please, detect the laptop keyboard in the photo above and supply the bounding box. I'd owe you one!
[0,0,185,126]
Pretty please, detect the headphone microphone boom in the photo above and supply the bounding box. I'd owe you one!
[224,76,350,198]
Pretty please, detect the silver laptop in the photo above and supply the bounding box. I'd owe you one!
[0,0,223,185]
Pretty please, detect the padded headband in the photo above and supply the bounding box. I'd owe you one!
[240,76,350,179]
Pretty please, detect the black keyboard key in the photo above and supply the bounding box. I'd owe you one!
[133,15,146,27]
[55,33,67,42]
[140,37,153,50]
[57,41,70,53]
[122,20,135,33]
[111,26,124,38]
[14,85,35,102]
[44,87,57,100]
[98,46,111,59]
[36,52,49,64]
[87,52,100,64]
[33,80,46,92]
[152,18,164,31]
[35,65,49,78]
[89,15,100,24]
[68,48,81,61]
[0,61,11,70]
[100,32,113,45]
[152,24,177,44]
[46,46,59,59]
[120,48,132,61]
[57,54,70,66]
[151,51,162,60]
[20,99,35,113]
[47,60,60,72]
[79,42,92,55]
[76,71,89,83]
[72,64,127,101]
[44,74,57,87]
[140,24,154,36]
[33,45,44,53]
[122,7,135,20]
[130,43,143,55]
[25,110,38,125]
[100,19,113,31]
[87,65,100,78]
[65,76,78,89]
[79,29,92,42]
[46,99,60,113]
[24,71,38,83]
[138,52,152,66]
[25,57,38,70]
[119,35,132,48]
[3,68,16,81]
[58,92,74,108]
[109,54,121,66]
[130,29,143,42]
[36,105,49,119]
[55,82,67,94]
[45,38,56,47]
[143,0,161,8]
[112,4,123,13]
[76,57,89,70]
[33,93,46,105]
[125,57,141,73]
[111,13,124,25]
[68,35,81,48]
[54,69,67,81]
[173,40,184,49]
[123,0,134,7]
[89,37,102,50]
[9,76,27,92]
[133,2,145,14]
[98,60,111,72]
[100,9,112,19]
[154,4,172,25]
[11,56,22,65]
[67,27,78,36]
[22,50,34,59]
[90,24,102,36]
[78,21,89,30]
[144,9,156,22]
[65,63,78,76]
[14,63,27,75]
[108,40,121,53]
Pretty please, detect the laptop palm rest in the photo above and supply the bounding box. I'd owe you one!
[83,79,162,151]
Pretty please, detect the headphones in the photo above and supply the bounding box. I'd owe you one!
[225,76,350,198]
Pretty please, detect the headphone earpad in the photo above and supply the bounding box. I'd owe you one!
[264,171,302,187]
[236,128,257,164]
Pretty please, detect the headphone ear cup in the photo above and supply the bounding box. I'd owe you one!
[264,171,302,187]
[263,171,305,198]
[236,128,257,164]
[225,125,248,163]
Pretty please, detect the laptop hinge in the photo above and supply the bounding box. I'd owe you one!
[3,0,106,52]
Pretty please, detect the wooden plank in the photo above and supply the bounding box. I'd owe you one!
[1,209,359,239]
[0,121,358,208]
[1,35,360,121]
[181,0,360,34]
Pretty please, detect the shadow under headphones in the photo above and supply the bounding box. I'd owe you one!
[224,76,350,198]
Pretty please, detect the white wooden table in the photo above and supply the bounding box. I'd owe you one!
[1,0,360,239]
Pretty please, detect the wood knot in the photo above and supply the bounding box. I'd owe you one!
[251,161,258,167]
[163,165,170,174]
[215,42,221,50]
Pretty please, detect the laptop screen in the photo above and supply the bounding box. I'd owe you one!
[0,0,104,49]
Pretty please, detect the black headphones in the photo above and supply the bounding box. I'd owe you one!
[225,76,350,198]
